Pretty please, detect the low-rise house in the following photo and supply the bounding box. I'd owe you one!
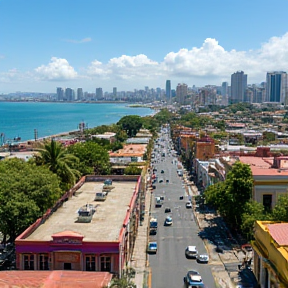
[109,144,147,165]
[252,221,288,287]
[15,175,141,277]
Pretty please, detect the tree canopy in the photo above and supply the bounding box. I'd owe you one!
[0,158,62,241]
[117,115,143,137]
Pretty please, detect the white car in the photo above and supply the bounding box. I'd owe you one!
[165,216,173,226]
[185,246,198,259]
[186,201,192,209]
[196,254,209,263]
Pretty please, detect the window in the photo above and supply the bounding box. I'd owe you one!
[24,254,34,270]
[39,254,49,270]
[263,194,272,211]
[64,263,72,270]
[85,255,96,271]
[100,256,111,272]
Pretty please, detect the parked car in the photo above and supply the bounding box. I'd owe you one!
[161,170,164,173]
[165,207,171,213]
[186,202,192,209]
[185,246,198,259]
[179,196,184,200]
[183,270,205,288]
[165,216,173,226]
[147,242,157,254]
[196,254,209,264]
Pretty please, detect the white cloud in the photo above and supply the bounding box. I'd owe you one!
[3,32,288,91]
[63,37,92,43]
[35,57,77,81]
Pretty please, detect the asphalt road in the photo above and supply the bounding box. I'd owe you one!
[149,131,216,288]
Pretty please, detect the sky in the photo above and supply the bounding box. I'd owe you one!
[1,0,288,94]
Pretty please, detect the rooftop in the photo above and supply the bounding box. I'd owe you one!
[267,223,288,246]
[24,181,137,242]
[239,156,288,176]
[109,144,147,157]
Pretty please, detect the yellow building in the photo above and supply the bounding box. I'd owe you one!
[252,221,288,287]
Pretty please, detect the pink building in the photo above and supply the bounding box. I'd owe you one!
[15,175,141,277]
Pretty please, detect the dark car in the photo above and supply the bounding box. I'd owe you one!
[165,207,171,213]
[183,270,205,288]
[161,170,164,173]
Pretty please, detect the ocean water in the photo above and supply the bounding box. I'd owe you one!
[0,102,153,143]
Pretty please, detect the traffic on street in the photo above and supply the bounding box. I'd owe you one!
[148,126,216,288]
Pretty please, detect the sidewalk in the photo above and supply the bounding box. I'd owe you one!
[130,186,152,288]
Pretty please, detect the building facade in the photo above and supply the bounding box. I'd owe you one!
[176,83,188,105]
[166,80,171,102]
[15,176,142,277]
[265,71,288,104]
[252,221,288,287]
[230,71,247,104]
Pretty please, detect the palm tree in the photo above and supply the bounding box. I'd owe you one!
[35,139,81,188]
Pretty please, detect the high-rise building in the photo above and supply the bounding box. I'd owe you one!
[166,80,171,101]
[56,87,64,101]
[265,71,288,104]
[65,88,73,101]
[176,83,188,105]
[113,87,117,99]
[96,88,103,100]
[77,88,83,101]
[230,71,247,104]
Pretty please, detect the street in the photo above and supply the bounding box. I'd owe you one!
[148,128,216,288]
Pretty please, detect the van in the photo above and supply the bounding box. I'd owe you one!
[94,191,108,201]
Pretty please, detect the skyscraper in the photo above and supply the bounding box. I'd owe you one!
[56,87,64,101]
[230,71,247,104]
[96,88,103,100]
[113,87,117,99]
[176,83,188,105]
[266,71,288,104]
[65,88,73,101]
[166,80,171,101]
[77,88,83,101]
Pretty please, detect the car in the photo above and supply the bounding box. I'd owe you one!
[196,254,209,264]
[186,201,192,209]
[185,246,198,259]
[165,216,173,226]
[179,195,184,200]
[166,179,169,183]
[165,207,171,213]
[161,170,164,173]
[159,179,163,183]
[147,242,157,254]
[183,270,204,288]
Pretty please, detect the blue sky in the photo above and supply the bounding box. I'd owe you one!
[1,0,288,93]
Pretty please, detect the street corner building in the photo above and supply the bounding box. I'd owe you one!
[252,221,288,288]
[14,175,142,283]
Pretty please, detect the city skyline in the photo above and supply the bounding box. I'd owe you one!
[1,0,288,93]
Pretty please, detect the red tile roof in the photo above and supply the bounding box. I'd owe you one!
[267,223,288,246]
[239,156,288,176]
[0,271,112,288]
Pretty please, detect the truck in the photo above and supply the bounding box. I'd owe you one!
[149,218,158,235]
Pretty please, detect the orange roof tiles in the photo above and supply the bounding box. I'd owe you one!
[0,271,112,288]
[109,144,147,157]
[267,223,288,246]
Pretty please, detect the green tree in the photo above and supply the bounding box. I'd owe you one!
[117,115,143,137]
[272,194,288,221]
[124,165,142,175]
[34,139,81,190]
[67,141,111,175]
[223,162,253,226]
[241,200,269,240]
[0,158,62,241]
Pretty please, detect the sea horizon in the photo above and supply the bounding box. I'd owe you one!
[0,102,153,144]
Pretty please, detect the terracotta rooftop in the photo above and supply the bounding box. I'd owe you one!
[267,223,288,246]
[239,156,288,176]
[109,144,147,157]
[0,271,112,288]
